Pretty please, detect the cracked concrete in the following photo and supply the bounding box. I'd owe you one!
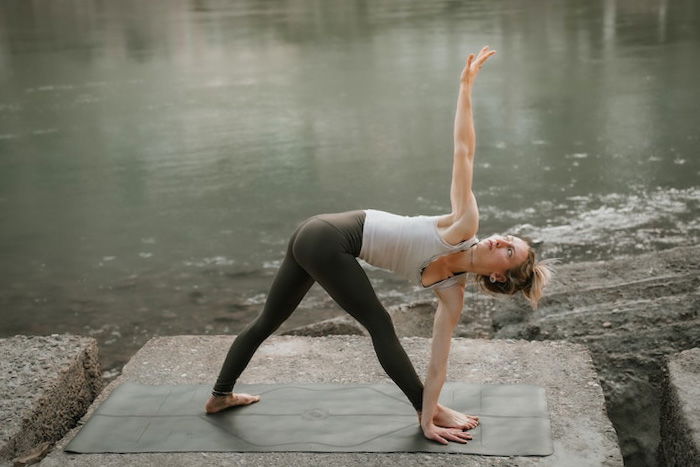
[41,335,622,466]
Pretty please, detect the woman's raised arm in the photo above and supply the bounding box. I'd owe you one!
[449,46,496,224]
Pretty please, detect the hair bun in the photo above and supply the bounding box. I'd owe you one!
[522,259,556,309]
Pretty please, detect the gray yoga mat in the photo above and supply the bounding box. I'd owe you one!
[65,382,553,455]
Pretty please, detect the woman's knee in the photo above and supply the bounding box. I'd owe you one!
[244,314,281,338]
[359,310,396,337]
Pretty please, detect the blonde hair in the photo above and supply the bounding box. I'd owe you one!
[476,237,554,309]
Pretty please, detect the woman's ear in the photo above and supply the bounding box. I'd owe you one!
[490,272,507,283]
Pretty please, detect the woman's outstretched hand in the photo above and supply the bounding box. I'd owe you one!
[422,422,473,445]
[460,45,497,88]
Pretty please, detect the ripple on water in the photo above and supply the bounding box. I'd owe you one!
[183,256,236,267]
[509,187,699,261]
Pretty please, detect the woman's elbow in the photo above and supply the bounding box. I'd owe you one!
[453,145,474,160]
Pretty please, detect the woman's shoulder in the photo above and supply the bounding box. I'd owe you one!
[435,213,478,245]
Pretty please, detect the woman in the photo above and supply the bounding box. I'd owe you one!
[205,46,552,445]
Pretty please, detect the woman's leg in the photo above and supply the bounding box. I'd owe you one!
[292,219,424,411]
[212,227,315,395]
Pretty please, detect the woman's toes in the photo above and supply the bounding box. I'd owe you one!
[237,393,261,405]
[464,419,478,429]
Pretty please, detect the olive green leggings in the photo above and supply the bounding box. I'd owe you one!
[213,210,424,411]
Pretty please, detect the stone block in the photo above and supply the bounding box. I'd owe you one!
[42,336,622,466]
[0,335,102,464]
[659,347,700,466]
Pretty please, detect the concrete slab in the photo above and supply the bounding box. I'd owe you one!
[0,334,102,463]
[42,336,622,466]
[659,347,700,466]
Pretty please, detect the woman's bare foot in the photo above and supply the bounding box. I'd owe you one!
[433,403,479,430]
[204,393,260,414]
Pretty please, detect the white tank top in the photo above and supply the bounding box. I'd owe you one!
[358,209,478,290]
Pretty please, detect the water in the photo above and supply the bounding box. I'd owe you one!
[1,0,698,385]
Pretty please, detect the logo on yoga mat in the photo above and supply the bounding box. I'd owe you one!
[302,407,330,421]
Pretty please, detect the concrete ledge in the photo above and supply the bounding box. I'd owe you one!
[0,335,102,463]
[42,336,622,466]
[659,347,700,466]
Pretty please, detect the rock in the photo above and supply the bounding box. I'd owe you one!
[658,347,700,466]
[12,441,51,466]
[387,301,436,338]
[282,317,366,337]
[492,245,700,466]
[0,335,102,463]
[282,301,443,339]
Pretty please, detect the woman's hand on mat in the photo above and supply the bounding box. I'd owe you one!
[460,45,496,88]
[421,422,473,445]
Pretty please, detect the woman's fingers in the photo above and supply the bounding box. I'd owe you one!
[472,45,490,64]
[444,432,468,443]
[440,427,473,444]
[481,50,497,63]
[464,47,496,77]
[427,427,474,445]
[475,50,496,69]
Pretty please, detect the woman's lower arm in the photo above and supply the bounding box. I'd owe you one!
[420,369,446,428]
[453,84,475,156]
[421,293,461,429]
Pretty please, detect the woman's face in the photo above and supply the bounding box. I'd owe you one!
[475,234,529,278]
